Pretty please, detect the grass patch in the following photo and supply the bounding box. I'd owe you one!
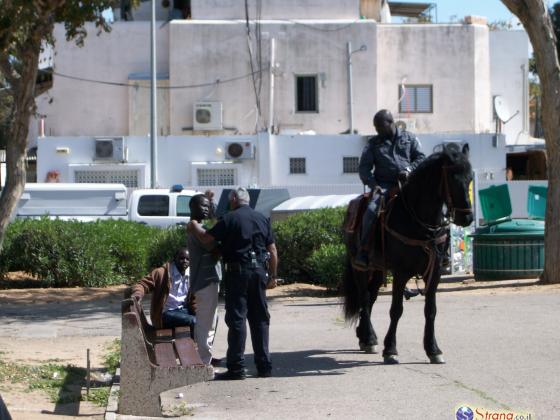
[102,338,120,375]
[0,339,120,407]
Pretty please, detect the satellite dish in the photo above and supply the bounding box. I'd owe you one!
[494,95,512,123]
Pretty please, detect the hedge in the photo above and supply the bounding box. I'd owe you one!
[273,207,346,283]
[0,218,187,287]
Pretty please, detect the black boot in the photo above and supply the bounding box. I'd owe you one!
[354,250,369,269]
[404,288,420,300]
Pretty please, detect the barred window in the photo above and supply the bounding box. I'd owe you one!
[74,169,139,188]
[289,157,306,174]
[343,156,360,174]
[296,75,318,112]
[197,168,236,186]
[399,85,433,113]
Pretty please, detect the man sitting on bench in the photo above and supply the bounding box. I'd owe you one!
[131,248,196,332]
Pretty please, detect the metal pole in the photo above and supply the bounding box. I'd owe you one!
[347,42,354,134]
[86,348,91,397]
[150,0,158,188]
[268,38,276,133]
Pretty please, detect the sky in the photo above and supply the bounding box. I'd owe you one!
[428,0,554,24]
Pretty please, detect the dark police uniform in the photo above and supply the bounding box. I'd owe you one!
[208,204,274,375]
[358,128,425,249]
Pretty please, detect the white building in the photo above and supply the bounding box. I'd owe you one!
[32,0,530,193]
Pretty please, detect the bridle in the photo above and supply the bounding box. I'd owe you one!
[440,165,473,222]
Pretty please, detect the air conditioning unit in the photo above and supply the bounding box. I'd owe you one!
[94,137,126,162]
[395,119,416,131]
[225,141,255,160]
[193,101,223,131]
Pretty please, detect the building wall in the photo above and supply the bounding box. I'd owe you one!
[37,132,505,190]
[33,19,527,142]
[169,20,377,135]
[489,30,530,145]
[34,22,169,140]
[376,23,492,134]
[190,0,360,20]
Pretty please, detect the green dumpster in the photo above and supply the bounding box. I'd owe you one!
[472,184,546,280]
[472,219,544,280]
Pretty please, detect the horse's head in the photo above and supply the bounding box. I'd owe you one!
[438,143,473,227]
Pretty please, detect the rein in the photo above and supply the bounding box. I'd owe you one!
[382,200,447,288]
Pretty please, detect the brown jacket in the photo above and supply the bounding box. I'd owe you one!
[130,262,173,329]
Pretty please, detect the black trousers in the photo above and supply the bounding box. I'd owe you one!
[224,265,271,374]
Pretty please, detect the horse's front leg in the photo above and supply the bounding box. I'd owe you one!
[424,269,445,364]
[383,271,407,364]
[356,270,384,353]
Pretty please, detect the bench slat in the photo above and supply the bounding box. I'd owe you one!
[175,337,204,367]
[174,326,190,339]
[154,342,178,367]
[156,328,173,338]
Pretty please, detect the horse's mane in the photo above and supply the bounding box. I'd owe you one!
[408,143,471,185]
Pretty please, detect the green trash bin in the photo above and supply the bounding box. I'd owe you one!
[472,219,544,280]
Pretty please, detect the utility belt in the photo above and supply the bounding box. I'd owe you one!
[224,261,263,273]
[225,250,270,273]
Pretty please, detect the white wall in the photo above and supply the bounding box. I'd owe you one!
[191,0,360,20]
[169,20,378,135]
[34,22,169,138]
[490,30,530,145]
[376,23,492,134]
[37,132,506,190]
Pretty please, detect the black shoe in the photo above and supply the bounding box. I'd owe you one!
[210,357,222,367]
[214,370,246,380]
[257,370,272,378]
[354,252,369,269]
[403,288,420,300]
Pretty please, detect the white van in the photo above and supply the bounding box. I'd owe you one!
[128,186,199,228]
[14,183,200,228]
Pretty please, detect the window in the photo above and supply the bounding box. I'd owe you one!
[343,157,360,174]
[290,157,306,174]
[74,169,139,187]
[296,75,318,112]
[197,168,236,186]
[176,195,192,217]
[399,85,433,113]
[138,195,169,216]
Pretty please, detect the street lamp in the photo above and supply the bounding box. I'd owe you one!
[347,42,367,134]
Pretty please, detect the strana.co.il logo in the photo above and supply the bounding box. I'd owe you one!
[456,406,474,420]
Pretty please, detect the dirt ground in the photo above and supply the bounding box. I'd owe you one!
[1,272,559,419]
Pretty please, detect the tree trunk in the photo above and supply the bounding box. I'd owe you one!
[501,0,560,283]
[0,47,40,251]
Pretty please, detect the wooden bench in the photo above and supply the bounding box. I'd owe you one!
[119,298,213,417]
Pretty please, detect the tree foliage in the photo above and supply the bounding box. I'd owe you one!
[0,1,114,251]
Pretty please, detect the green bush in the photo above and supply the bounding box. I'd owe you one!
[0,218,187,287]
[146,226,187,270]
[273,207,345,282]
[307,243,346,290]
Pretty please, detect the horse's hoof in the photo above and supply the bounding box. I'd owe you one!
[360,344,378,354]
[429,354,446,364]
[383,355,399,364]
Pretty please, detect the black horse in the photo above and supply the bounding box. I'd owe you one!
[342,143,473,364]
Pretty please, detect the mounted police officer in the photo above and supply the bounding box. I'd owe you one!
[188,187,278,380]
[355,109,425,269]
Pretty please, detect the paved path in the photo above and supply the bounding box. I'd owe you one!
[1,281,559,419]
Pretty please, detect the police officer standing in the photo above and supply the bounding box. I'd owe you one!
[188,187,278,380]
[355,109,425,268]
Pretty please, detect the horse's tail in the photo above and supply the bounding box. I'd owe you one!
[342,254,365,323]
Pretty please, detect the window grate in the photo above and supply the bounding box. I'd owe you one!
[399,85,433,113]
[289,157,306,174]
[343,156,360,174]
[74,170,138,188]
[296,75,318,112]
[197,168,236,186]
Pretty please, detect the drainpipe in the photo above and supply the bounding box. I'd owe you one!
[269,38,276,133]
[347,42,354,134]
[150,0,158,188]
